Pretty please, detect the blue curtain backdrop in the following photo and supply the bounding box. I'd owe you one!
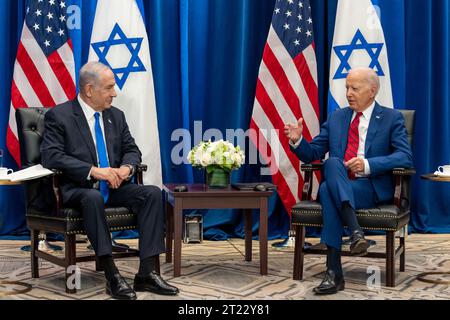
[0,0,449,238]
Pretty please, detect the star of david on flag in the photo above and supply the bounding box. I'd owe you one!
[91,23,146,90]
[328,0,394,113]
[333,29,385,80]
[89,0,162,187]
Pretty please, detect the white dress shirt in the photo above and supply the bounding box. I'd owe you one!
[290,102,376,176]
[77,95,110,179]
[353,102,375,176]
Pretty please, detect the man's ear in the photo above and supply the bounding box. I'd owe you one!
[85,85,93,98]
[370,86,377,99]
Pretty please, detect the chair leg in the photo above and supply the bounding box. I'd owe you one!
[65,234,77,294]
[400,236,406,272]
[30,229,39,278]
[386,231,395,287]
[293,225,305,280]
[165,201,173,263]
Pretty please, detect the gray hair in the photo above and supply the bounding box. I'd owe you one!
[78,62,110,92]
[349,67,380,94]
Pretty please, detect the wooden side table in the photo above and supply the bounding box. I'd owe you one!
[417,174,450,284]
[163,184,273,277]
[0,179,20,186]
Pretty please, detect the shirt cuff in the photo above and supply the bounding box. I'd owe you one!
[363,159,371,175]
[87,167,93,181]
[289,136,303,149]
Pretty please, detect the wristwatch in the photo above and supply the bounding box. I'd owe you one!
[122,164,135,179]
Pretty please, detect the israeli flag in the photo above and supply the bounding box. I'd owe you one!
[88,0,162,186]
[328,0,394,113]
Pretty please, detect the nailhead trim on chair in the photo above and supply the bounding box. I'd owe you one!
[291,222,398,232]
[291,209,405,220]
[66,225,137,235]
[27,213,137,235]
[27,213,136,222]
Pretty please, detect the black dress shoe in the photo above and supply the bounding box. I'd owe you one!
[106,274,137,300]
[313,269,345,295]
[134,271,179,295]
[349,230,370,256]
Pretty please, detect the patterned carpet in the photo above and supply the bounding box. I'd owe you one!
[1,234,450,300]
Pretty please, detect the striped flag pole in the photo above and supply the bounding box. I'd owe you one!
[250,0,321,214]
[7,0,76,252]
[6,0,76,167]
[250,0,321,245]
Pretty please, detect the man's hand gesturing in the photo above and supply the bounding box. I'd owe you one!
[284,118,304,144]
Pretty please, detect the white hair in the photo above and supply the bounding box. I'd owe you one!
[349,67,380,94]
[78,62,111,92]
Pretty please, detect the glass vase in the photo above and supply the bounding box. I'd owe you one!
[206,167,230,189]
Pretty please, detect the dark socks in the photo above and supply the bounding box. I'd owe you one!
[138,255,157,277]
[99,255,119,282]
[340,201,362,234]
[327,246,343,277]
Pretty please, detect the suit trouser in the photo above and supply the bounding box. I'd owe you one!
[320,157,377,250]
[65,183,165,259]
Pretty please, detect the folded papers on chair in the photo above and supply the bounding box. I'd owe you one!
[3,164,53,182]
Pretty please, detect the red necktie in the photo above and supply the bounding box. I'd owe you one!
[344,112,363,179]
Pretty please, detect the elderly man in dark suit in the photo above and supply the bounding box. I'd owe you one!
[41,62,179,300]
[285,67,413,295]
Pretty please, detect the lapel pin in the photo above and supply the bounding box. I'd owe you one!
[108,119,112,124]
[376,116,381,119]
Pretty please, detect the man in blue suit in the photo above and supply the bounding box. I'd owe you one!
[284,67,413,295]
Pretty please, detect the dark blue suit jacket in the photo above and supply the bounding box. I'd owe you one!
[40,99,142,202]
[290,103,413,203]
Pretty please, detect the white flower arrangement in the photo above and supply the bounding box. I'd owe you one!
[187,140,245,172]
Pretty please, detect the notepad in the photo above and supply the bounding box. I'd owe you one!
[1,164,53,182]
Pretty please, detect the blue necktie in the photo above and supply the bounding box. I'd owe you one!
[94,112,109,203]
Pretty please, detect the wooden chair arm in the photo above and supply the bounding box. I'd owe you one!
[300,163,323,201]
[135,164,148,185]
[301,163,324,172]
[393,168,415,209]
[50,170,63,214]
[393,168,416,176]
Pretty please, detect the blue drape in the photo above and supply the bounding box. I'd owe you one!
[1,0,449,238]
[405,0,450,232]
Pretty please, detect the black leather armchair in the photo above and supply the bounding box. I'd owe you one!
[291,110,415,287]
[15,107,145,293]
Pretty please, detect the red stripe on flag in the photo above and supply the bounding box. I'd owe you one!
[16,42,56,107]
[67,39,74,51]
[262,45,314,142]
[48,48,76,100]
[293,53,320,118]
[11,81,27,109]
[255,80,306,185]
[250,120,297,214]
[6,127,21,167]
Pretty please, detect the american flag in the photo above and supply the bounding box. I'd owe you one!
[6,0,76,166]
[250,0,320,214]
